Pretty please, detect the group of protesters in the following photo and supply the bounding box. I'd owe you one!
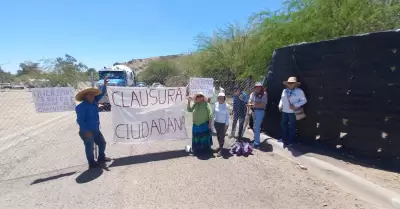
[74,76,307,168]
[186,77,307,157]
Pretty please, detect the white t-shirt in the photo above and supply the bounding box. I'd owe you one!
[278,88,307,113]
[213,103,230,125]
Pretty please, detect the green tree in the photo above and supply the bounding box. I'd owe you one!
[138,60,179,85]
[17,61,42,78]
[186,0,400,81]
[86,68,99,81]
[0,67,15,83]
[45,54,88,88]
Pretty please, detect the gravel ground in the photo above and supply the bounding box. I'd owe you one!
[303,152,400,194]
[0,92,381,209]
[0,90,73,139]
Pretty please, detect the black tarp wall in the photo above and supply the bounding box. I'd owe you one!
[264,30,400,157]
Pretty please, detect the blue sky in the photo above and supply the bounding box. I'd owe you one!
[0,0,283,73]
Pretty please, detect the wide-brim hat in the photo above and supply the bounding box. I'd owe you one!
[254,82,263,88]
[75,88,102,101]
[283,77,301,87]
[218,92,225,97]
[192,92,207,100]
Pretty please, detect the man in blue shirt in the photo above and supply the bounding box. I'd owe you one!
[75,77,111,169]
[229,85,248,140]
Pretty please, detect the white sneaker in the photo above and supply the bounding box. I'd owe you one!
[185,145,191,152]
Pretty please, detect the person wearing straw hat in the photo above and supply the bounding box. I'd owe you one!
[187,92,213,155]
[247,82,267,148]
[75,77,112,169]
[278,77,307,146]
[213,92,230,157]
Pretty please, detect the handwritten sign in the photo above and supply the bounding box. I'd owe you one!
[31,87,76,113]
[107,86,188,143]
[189,77,213,98]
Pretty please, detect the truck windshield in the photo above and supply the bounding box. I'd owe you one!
[99,71,124,79]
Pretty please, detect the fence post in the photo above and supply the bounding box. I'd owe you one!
[90,71,99,161]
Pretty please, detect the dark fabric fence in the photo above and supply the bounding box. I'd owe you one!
[263,30,400,157]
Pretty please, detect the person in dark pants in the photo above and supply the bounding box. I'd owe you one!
[278,77,307,146]
[229,86,248,139]
[75,77,112,169]
[213,92,230,157]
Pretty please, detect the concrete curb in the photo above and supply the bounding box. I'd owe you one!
[258,133,400,209]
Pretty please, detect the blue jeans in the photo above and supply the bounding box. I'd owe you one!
[281,113,296,144]
[253,110,265,146]
[79,130,106,165]
[231,112,245,137]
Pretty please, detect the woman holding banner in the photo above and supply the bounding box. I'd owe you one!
[187,92,213,154]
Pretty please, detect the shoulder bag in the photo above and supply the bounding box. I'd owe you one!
[286,92,306,120]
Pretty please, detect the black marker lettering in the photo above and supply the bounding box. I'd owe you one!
[158,118,167,134]
[142,121,149,138]
[121,92,130,107]
[131,91,140,107]
[174,117,183,130]
[167,89,175,104]
[149,89,158,105]
[131,124,141,139]
[115,124,125,139]
[150,120,160,135]
[175,88,183,102]
[139,90,149,107]
[125,124,130,139]
[167,117,175,132]
[112,91,122,107]
[158,89,166,104]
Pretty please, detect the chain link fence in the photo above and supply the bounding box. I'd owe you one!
[0,70,268,161]
[0,73,90,141]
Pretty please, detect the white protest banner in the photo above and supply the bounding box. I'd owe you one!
[31,87,76,113]
[189,77,214,98]
[107,86,189,144]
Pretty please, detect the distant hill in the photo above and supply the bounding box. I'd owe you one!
[114,54,187,73]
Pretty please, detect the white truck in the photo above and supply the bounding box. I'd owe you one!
[96,65,136,109]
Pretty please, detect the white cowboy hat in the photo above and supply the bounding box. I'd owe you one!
[218,92,225,97]
[283,77,301,86]
[192,92,207,100]
[75,88,102,101]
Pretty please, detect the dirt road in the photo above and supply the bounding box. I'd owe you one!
[0,91,380,209]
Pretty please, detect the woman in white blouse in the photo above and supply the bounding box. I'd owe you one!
[278,77,307,146]
[213,92,230,157]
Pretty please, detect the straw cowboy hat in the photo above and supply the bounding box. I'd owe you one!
[192,92,207,100]
[75,88,102,101]
[283,77,301,87]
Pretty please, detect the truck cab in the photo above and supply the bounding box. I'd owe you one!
[96,65,135,108]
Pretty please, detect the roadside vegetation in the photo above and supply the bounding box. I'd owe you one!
[1,0,399,87]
